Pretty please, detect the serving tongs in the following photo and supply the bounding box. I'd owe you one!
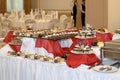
[99,66,112,71]
[88,63,98,69]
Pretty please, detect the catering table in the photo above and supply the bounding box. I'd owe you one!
[2,31,113,57]
[0,55,120,80]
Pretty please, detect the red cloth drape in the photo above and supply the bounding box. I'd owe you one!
[35,38,65,57]
[3,31,16,43]
[9,44,21,52]
[66,53,101,68]
[96,32,113,42]
[70,37,96,50]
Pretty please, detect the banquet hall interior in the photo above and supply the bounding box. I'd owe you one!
[0,0,120,80]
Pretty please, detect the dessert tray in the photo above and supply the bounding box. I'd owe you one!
[92,65,118,73]
[76,27,96,39]
[71,50,93,54]
[13,29,78,40]
[42,32,78,40]
[71,44,93,54]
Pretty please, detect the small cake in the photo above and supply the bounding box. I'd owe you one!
[34,54,38,59]
[54,57,65,63]
[7,51,16,56]
[37,55,44,61]
[16,51,22,56]
[29,54,35,59]
[25,54,34,58]
[44,56,53,62]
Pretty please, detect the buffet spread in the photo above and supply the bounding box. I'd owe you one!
[2,25,115,68]
[0,9,120,80]
[0,24,120,80]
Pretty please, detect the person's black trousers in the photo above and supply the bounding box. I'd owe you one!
[81,13,85,27]
[73,13,77,27]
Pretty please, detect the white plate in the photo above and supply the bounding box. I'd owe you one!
[92,65,118,73]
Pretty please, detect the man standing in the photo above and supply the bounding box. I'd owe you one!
[71,0,78,27]
[81,0,85,27]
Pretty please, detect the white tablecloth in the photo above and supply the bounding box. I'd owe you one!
[58,39,73,48]
[0,55,120,80]
[112,33,120,40]
[20,37,73,55]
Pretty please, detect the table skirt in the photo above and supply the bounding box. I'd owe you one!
[0,56,120,80]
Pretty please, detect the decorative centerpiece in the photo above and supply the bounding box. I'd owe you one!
[54,57,65,63]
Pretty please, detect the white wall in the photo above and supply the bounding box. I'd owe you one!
[39,0,72,10]
[39,0,82,29]
[86,0,120,32]
[86,0,106,29]
[108,0,120,32]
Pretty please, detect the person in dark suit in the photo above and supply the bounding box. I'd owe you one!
[71,0,78,27]
[81,0,86,27]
